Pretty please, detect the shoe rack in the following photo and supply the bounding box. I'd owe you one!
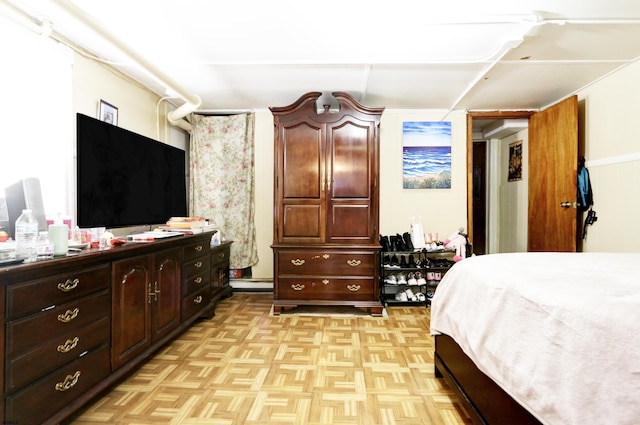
[380,233,455,307]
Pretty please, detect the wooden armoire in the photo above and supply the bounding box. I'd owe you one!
[269,92,385,316]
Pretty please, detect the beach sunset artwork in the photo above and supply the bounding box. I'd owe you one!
[402,121,452,189]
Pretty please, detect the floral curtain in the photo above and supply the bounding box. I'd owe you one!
[189,113,258,270]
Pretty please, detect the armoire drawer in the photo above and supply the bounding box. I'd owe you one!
[6,264,110,320]
[6,317,110,392]
[6,290,110,356]
[5,344,110,425]
[277,277,375,300]
[277,251,376,276]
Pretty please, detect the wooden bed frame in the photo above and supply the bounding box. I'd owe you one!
[434,335,542,425]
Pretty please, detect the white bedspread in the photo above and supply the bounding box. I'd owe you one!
[430,252,640,425]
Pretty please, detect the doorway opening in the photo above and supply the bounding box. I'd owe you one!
[468,112,532,255]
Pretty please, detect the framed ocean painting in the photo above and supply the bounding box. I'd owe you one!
[402,121,452,189]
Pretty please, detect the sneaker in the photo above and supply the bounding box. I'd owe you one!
[395,291,408,302]
[416,292,426,302]
[397,273,407,285]
[415,272,427,285]
[407,272,417,286]
[384,274,398,285]
[405,288,416,301]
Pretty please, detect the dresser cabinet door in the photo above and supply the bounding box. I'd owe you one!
[151,248,181,341]
[111,255,152,370]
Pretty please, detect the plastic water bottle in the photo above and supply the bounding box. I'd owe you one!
[15,209,39,262]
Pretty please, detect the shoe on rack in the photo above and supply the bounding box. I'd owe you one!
[415,272,427,285]
[383,254,391,268]
[416,292,426,302]
[426,290,434,299]
[380,235,390,252]
[395,233,408,251]
[402,232,414,250]
[405,288,417,301]
[407,272,417,286]
[397,273,407,285]
[408,254,416,268]
[384,274,398,284]
[399,255,408,267]
[395,290,408,302]
[390,254,400,268]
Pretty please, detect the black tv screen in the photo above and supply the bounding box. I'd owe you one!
[76,113,187,229]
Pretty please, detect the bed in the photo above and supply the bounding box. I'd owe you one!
[430,252,640,425]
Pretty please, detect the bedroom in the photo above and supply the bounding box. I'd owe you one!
[0,1,639,424]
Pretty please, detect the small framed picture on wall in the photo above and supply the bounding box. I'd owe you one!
[508,140,523,182]
[99,99,118,125]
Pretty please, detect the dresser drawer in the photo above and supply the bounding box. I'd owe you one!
[182,254,210,279]
[5,344,110,425]
[6,264,110,320]
[277,251,376,276]
[182,270,211,297]
[277,277,375,300]
[6,290,110,357]
[182,239,209,261]
[211,245,230,266]
[181,286,212,321]
[6,317,110,392]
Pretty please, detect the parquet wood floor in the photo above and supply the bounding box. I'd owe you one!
[67,292,472,425]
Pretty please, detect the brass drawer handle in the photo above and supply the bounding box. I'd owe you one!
[322,254,330,259]
[194,295,203,304]
[217,252,226,260]
[55,371,81,392]
[291,284,305,291]
[347,284,361,292]
[322,279,330,285]
[57,337,79,353]
[194,245,203,252]
[194,261,203,268]
[291,259,305,266]
[57,308,79,323]
[57,278,79,292]
[194,277,203,284]
[347,259,362,267]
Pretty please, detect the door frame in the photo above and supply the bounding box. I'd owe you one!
[466,111,534,248]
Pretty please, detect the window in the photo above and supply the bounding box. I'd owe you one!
[0,15,73,219]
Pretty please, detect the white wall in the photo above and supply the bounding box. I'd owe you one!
[496,128,529,252]
[578,60,640,252]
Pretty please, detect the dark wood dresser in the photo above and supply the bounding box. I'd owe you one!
[0,233,231,425]
[269,92,385,316]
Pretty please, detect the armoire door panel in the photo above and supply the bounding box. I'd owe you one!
[328,204,372,241]
[329,122,372,199]
[282,204,323,239]
[282,123,324,199]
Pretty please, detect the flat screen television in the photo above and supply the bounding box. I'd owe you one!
[76,113,187,229]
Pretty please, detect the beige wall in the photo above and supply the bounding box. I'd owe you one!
[578,60,640,252]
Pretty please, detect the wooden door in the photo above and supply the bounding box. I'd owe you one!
[326,118,377,244]
[151,248,181,342]
[277,120,326,244]
[528,96,578,251]
[111,255,152,369]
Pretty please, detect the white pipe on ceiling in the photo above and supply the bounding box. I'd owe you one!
[50,0,200,132]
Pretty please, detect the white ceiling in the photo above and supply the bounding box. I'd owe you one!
[4,0,640,114]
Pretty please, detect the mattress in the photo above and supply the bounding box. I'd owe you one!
[430,252,640,425]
